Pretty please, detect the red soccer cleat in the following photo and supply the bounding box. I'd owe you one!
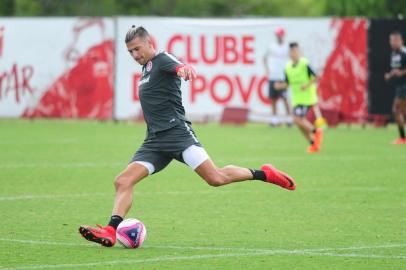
[314,128,324,148]
[307,144,320,154]
[79,224,116,247]
[392,138,406,145]
[261,164,296,190]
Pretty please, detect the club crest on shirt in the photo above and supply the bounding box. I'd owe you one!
[146,61,153,72]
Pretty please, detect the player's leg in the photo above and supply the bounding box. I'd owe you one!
[282,97,291,115]
[182,145,295,190]
[270,99,279,126]
[392,98,406,144]
[281,94,292,126]
[271,99,278,115]
[78,162,149,247]
[292,105,322,153]
[112,162,150,218]
[79,143,172,247]
[269,81,280,126]
[196,160,251,186]
[293,115,313,142]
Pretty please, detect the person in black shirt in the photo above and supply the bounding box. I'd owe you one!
[385,31,406,144]
[78,26,297,247]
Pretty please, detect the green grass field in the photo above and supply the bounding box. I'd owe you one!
[0,119,405,270]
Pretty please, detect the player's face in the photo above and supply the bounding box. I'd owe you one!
[289,47,300,61]
[276,35,284,44]
[390,34,403,51]
[126,36,154,65]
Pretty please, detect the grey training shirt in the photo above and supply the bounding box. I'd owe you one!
[138,51,188,133]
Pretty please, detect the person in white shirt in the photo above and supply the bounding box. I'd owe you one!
[263,27,292,126]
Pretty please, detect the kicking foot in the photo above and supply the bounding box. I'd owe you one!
[79,224,116,247]
[314,128,324,148]
[307,144,320,154]
[392,138,406,145]
[261,164,296,190]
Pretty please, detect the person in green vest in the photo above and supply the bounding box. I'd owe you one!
[274,42,323,153]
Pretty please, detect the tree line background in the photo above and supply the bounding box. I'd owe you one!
[0,0,405,17]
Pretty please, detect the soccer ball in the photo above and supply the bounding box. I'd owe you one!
[116,218,147,248]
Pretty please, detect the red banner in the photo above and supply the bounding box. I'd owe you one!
[318,19,368,122]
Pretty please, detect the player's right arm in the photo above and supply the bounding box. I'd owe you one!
[274,71,289,90]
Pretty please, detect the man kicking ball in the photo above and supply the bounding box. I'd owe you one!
[79,26,296,247]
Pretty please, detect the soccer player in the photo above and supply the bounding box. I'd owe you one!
[78,26,297,247]
[263,27,292,126]
[384,31,406,144]
[274,42,323,153]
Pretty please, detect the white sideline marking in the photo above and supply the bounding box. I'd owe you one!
[0,237,405,270]
[0,252,271,270]
[0,193,109,201]
[1,248,405,270]
[0,162,123,169]
[1,154,404,169]
[0,186,402,202]
[0,238,92,247]
[0,191,235,201]
[2,238,405,252]
[302,251,406,260]
[148,243,406,253]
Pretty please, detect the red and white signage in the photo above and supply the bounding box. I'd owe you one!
[0,18,114,119]
[0,17,367,121]
[115,17,367,121]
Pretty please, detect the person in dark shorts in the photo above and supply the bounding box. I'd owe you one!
[384,31,406,144]
[263,27,291,126]
[78,26,297,247]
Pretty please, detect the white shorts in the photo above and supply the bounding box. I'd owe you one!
[135,145,209,175]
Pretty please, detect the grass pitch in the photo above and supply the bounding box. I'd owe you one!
[0,119,405,270]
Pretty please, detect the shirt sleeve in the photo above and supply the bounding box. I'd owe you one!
[402,52,406,70]
[160,52,184,73]
[307,65,317,78]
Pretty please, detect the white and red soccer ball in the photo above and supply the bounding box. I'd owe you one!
[116,218,147,248]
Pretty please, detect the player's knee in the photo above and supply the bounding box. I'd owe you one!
[114,174,132,190]
[205,167,234,187]
[206,179,224,187]
[393,105,401,114]
[293,116,302,125]
[205,174,226,187]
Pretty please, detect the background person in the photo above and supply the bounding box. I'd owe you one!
[275,42,323,153]
[384,31,406,144]
[263,27,292,126]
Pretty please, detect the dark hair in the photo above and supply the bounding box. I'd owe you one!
[390,30,403,38]
[125,25,150,43]
[289,42,299,49]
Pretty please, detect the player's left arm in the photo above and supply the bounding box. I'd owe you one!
[160,52,196,81]
[176,64,197,81]
[301,65,319,90]
[392,69,406,76]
